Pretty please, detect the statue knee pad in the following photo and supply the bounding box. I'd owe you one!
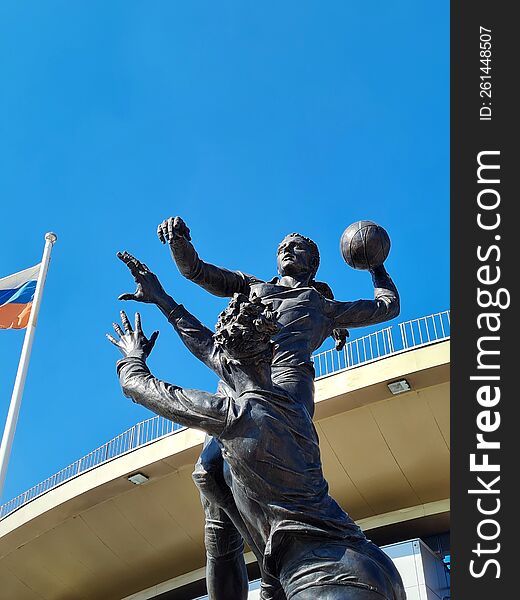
[204,517,245,560]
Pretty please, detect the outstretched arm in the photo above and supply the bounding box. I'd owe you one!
[157,216,259,297]
[118,357,229,437]
[328,264,400,328]
[108,311,229,437]
[117,252,229,382]
[166,303,233,387]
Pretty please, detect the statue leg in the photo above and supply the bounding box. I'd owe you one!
[193,436,287,600]
[193,437,248,600]
[201,495,249,600]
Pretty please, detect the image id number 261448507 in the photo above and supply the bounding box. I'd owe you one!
[480,26,492,121]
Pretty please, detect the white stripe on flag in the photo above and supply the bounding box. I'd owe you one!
[0,264,41,290]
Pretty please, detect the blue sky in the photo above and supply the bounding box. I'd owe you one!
[0,2,449,503]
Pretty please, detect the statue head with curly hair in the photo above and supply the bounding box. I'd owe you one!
[214,293,281,362]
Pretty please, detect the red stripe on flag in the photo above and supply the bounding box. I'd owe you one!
[0,303,33,329]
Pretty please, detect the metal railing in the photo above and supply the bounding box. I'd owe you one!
[399,310,451,350]
[0,309,449,521]
[0,416,184,520]
[312,309,450,378]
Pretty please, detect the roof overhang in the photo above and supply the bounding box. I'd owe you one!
[0,341,450,600]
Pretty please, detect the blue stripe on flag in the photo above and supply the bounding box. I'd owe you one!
[0,281,37,306]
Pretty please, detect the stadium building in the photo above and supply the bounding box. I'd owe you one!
[0,311,450,600]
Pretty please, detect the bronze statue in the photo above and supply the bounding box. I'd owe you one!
[108,298,405,599]
[113,216,402,599]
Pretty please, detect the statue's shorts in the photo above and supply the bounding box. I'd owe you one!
[277,537,405,600]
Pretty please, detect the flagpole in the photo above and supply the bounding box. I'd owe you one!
[0,232,57,499]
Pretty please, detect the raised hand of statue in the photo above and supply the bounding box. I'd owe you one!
[157,216,191,244]
[106,311,159,358]
[117,251,167,304]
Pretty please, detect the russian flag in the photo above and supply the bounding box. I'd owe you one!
[0,265,40,330]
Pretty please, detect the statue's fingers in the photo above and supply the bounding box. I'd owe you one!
[117,251,140,276]
[118,293,137,301]
[167,218,174,242]
[113,322,124,338]
[122,251,142,268]
[157,221,167,244]
[175,217,191,241]
[130,257,147,274]
[124,251,138,261]
[117,251,133,264]
[120,310,133,333]
[157,226,165,244]
[106,333,120,347]
[127,262,141,277]
[149,330,159,350]
[126,255,140,270]
[117,251,132,269]
[135,312,143,334]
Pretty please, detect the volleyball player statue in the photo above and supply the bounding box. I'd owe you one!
[115,218,402,599]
